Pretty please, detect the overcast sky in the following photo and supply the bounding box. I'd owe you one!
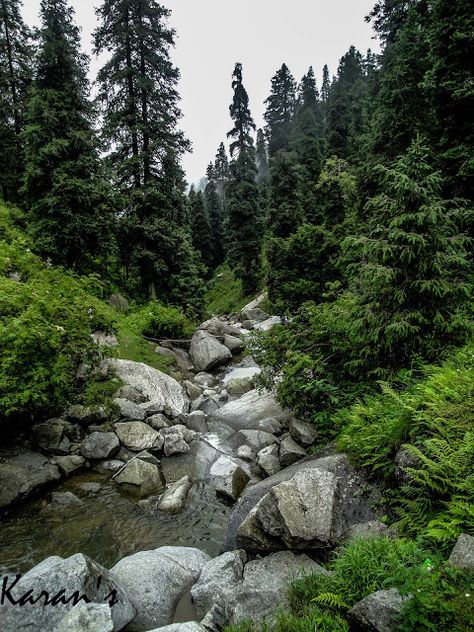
[22,0,380,185]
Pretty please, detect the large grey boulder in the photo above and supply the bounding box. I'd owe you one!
[213,389,283,430]
[80,432,120,460]
[31,420,70,455]
[257,444,281,477]
[241,307,269,322]
[0,554,136,632]
[448,534,474,571]
[53,454,86,477]
[189,330,232,372]
[160,426,192,457]
[110,547,210,631]
[0,451,61,509]
[223,454,383,553]
[147,624,206,632]
[235,429,279,452]
[67,404,109,426]
[157,475,193,513]
[112,359,188,418]
[347,588,408,632]
[289,418,317,447]
[253,316,282,332]
[114,385,146,404]
[115,421,163,452]
[223,334,245,354]
[114,458,165,498]
[198,317,243,338]
[209,456,250,502]
[113,398,147,421]
[55,603,114,632]
[279,435,307,467]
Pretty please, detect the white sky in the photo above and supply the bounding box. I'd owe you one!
[22,0,380,186]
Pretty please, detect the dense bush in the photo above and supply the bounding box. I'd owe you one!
[121,301,194,341]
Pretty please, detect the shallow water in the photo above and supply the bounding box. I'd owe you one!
[0,466,230,575]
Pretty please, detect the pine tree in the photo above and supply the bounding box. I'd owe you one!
[95,0,202,311]
[320,63,331,143]
[269,150,303,238]
[0,0,32,200]
[264,63,296,157]
[204,162,224,268]
[22,0,115,272]
[256,128,270,183]
[214,141,229,199]
[226,62,262,293]
[189,186,213,272]
[346,137,471,372]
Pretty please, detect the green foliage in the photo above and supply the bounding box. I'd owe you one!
[339,343,474,546]
[264,63,297,157]
[121,301,194,340]
[204,265,253,318]
[189,187,214,272]
[268,149,303,238]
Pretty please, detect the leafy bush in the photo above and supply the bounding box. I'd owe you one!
[122,301,194,341]
[338,343,474,546]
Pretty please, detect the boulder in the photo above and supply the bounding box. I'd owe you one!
[67,404,109,426]
[224,454,383,553]
[114,421,163,452]
[114,457,165,497]
[0,554,136,632]
[252,316,282,332]
[209,456,250,502]
[113,398,147,421]
[347,588,408,632]
[147,624,206,632]
[257,444,281,477]
[226,377,255,396]
[157,476,193,514]
[95,459,125,474]
[148,413,170,430]
[198,317,243,338]
[184,380,203,400]
[109,293,129,311]
[80,432,120,460]
[0,451,61,509]
[160,426,192,457]
[189,330,232,372]
[192,395,220,415]
[55,602,114,632]
[31,420,70,455]
[223,334,245,354]
[193,372,215,387]
[112,359,188,418]
[279,435,307,467]
[54,454,86,477]
[92,332,118,347]
[186,411,208,433]
[213,389,283,430]
[114,385,146,404]
[448,533,474,571]
[289,418,317,447]
[50,491,83,506]
[347,521,391,540]
[236,445,256,462]
[394,448,420,484]
[241,307,269,322]
[110,547,210,631]
[236,430,279,452]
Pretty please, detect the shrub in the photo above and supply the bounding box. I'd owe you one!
[121,301,194,341]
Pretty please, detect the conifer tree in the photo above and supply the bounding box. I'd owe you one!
[0,0,32,200]
[23,0,114,271]
[264,63,297,157]
[346,137,471,371]
[226,62,262,293]
[214,141,229,199]
[95,0,202,311]
[204,162,224,267]
[269,150,303,238]
[189,186,213,272]
[255,128,270,183]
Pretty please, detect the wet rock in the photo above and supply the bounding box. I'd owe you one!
[76,481,102,493]
[347,588,408,632]
[113,397,147,421]
[80,432,120,460]
[114,421,163,452]
[113,359,188,418]
[95,459,125,474]
[257,444,281,477]
[192,395,220,415]
[114,385,146,404]
[67,404,109,426]
[114,457,165,497]
[31,420,70,455]
[210,455,250,502]
[110,546,210,631]
[148,413,170,430]
[1,553,136,632]
[190,330,232,372]
[0,451,61,509]
[213,389,283,430]
[279,435,307,467]
[289,418,317,447]
[160,426,192,457]
[157,475,193,513]
[135,450,161,466]
[50,491,83,506]
[241,307,269,322]
[53,454,86,477]
[223,334,245,354]
[448,534,474,571]
[55,602,114,632]
[186,411,208,433]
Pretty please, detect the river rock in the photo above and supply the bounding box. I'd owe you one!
[193,372,215,387]
[157,475,193,513]
[241,307,269,322]
[347,588,408,632]
[279,435,307,467]
[225,377,255,395]
[236,429,279,452]
[113,398,147,421]
[80,432,120,460]
[237,445,256,462]
[55,602,114,632]
[114,458,165,497]
[147,624,206,632]
[54,454,86,476]
[113,359,188,418]
[147,413,169,430]
[253,316,282,332]
[114,385,146,404]
[210,456,250,502]
[213,389,283,430]
[31,420,70,455]
[448,534,474,570]
[347,521,391,540]
[114,421,163,452]
[186,411,208,433]
[223,454,383,553]
[50,491,83,506]
[0,553,136,632]
[67,404,109,426]
[95,459,125,474]
[257,444,281,477]
[223,334,245,354]
[160,426,192,457]
[0,451,61,508]
[190,330,232,372]
[110,547,210,631]
[198,317,243,338]
[184,380,203,400]
[289,418,317,447]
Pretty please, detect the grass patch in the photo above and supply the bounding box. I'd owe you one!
[204,264,254,318]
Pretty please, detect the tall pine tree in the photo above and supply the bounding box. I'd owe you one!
[204,162,225,268]
[264,63,296,157]
[226,63,262,293]
[23,0,114,271]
